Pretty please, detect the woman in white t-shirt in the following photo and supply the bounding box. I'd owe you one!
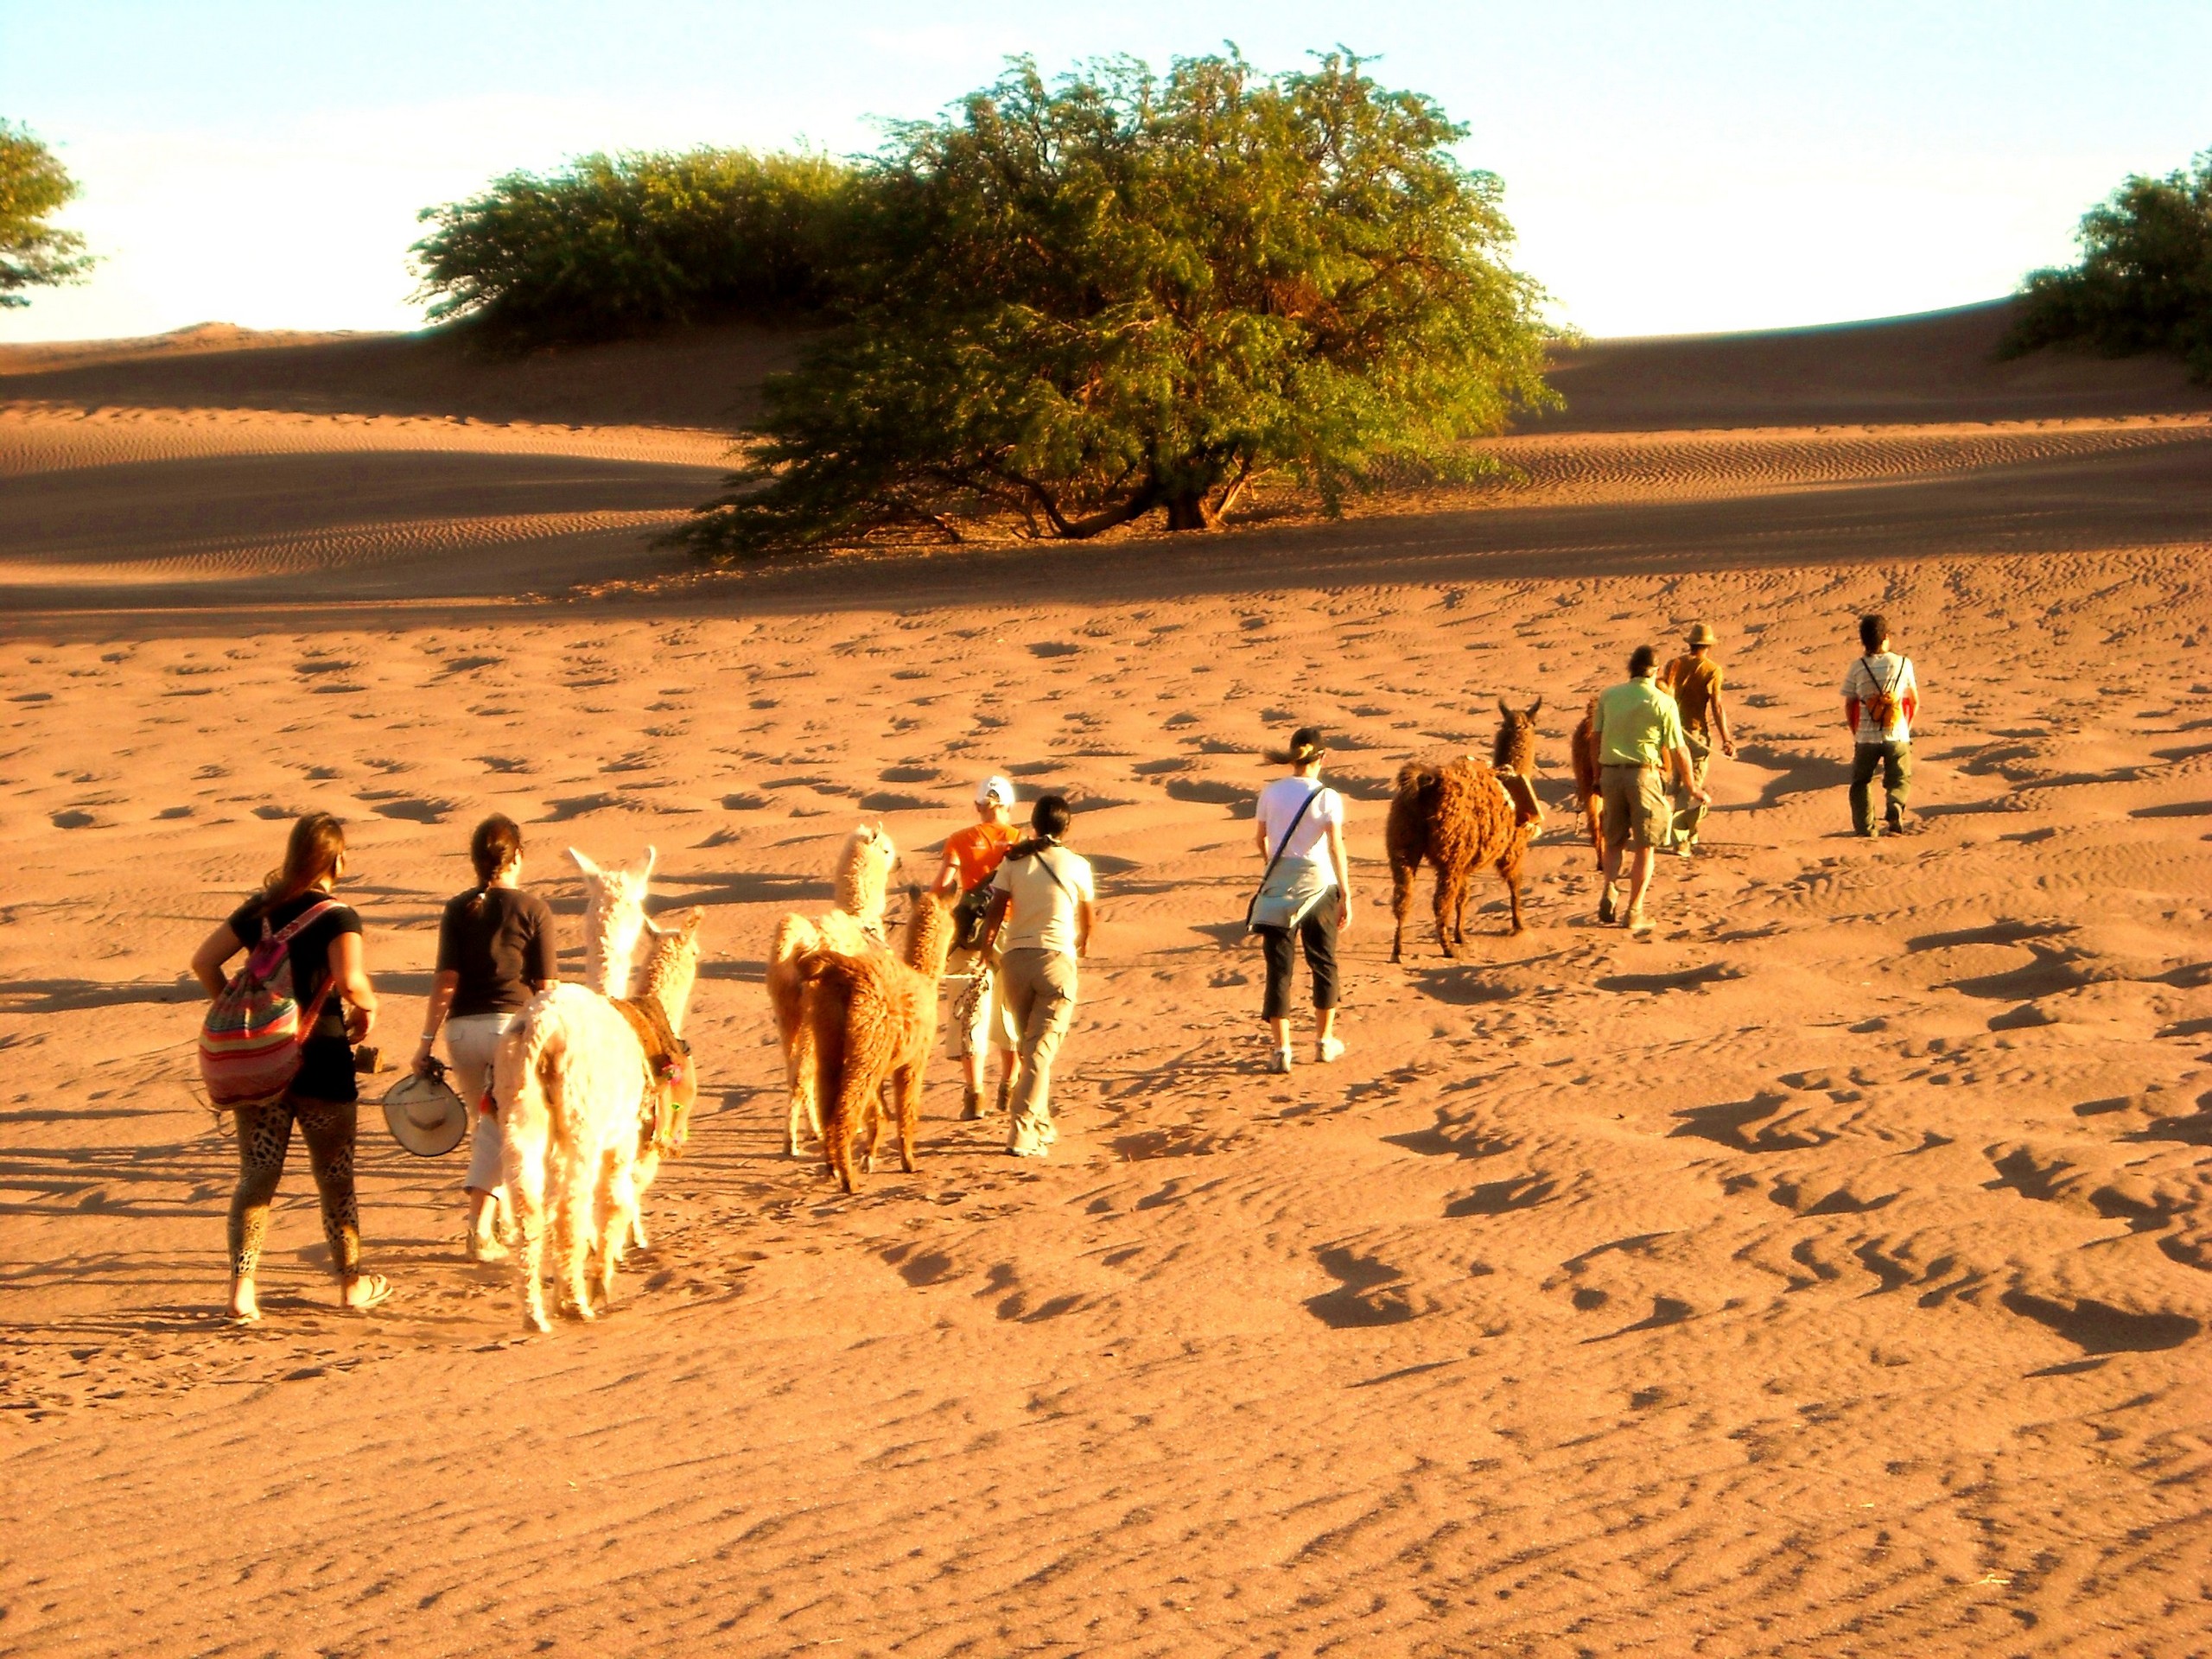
[1252,725,1352,1074]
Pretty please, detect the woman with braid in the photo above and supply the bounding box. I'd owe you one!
[190,813,386,1321]
[412,813,557,1260]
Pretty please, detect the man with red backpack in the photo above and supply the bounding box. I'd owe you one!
[1842,613,1921,837]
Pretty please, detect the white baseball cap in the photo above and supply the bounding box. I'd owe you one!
[976,775,1016,807]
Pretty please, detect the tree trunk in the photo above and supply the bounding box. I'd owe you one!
[1163,491,1214,531]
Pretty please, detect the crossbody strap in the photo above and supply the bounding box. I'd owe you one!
[1033,845,1081,906]
[1260,784,1326,890]
[263,896,341,951]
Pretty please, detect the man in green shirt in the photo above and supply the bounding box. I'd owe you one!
[1593,645,1709,931]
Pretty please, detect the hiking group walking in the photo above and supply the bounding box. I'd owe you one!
[187,608,1919,1325]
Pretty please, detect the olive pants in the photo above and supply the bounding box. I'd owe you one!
[1670,731,1713,845]
[1850,741,1912,834]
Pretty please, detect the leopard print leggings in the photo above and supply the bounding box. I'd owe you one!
[228,1097,361,1281]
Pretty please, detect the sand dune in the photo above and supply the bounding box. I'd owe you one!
[2,305,2210,1656]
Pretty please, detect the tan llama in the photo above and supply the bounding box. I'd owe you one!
[1387,698,1545,961]
[1567,697,1604,868]
[794,890,957,1194]
[618,909,706,1260]
[764,823,897,1156]
[493,906,704,1332]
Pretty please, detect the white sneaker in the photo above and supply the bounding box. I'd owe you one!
[1270,1048,1294,1075]
[1317,1036,1346,1065]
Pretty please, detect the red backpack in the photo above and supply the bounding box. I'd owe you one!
[197,899,340,1110]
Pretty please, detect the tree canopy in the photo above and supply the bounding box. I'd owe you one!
[410,148,856,346]
[0,120,94,308]
[677,52,1559,556]
[2003,149,2212,382]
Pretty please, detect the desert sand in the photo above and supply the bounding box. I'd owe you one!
[3,301,2210,1656]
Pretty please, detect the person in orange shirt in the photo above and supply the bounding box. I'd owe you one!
[1660,620,1737,855]
[935,775,1020,1120]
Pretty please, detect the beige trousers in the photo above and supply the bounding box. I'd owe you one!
[997,947,1078,1145]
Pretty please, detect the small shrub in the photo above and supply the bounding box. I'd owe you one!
[411,147,858,346]
[2003,149,2212,381]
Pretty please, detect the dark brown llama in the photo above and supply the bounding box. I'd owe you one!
[1568,696,1604,868]
[1388,698,1545,962]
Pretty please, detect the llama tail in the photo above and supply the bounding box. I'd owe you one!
[768,912,817,968]
[1395,759,1445,797]
[501,996,571,1153]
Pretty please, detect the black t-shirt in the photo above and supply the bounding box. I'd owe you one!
[436,887,557,1016]
[225,889,362,1041]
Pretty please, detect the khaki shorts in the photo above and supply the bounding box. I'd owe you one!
[1600,764,1671,851]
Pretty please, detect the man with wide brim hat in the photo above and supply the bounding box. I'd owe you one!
[381,1068,469,1158]
[1660,620,1737,855]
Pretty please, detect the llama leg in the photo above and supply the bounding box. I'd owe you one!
[896,1061,923,1174]
[824,1084,857,1193]
[1389,856,1414,963]
[1433,862,1462,959]
[506,1138,551,1334]
[557,1151,597,1321]
[1498,848,1526,935]
[628,1147,657,1254]
[786,1017,817,1158]
[599,1154,637,1307]
[862,1077,893,1174]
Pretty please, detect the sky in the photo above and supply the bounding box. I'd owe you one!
[3,0,2209,344]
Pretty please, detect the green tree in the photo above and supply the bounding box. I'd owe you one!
[677,51,1560,556]
[411,147,856,346]
[2003,150,2212,381]
[0,120,94,308]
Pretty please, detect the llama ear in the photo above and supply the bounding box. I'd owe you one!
[639,846,658,880]
[1496,695,1511,721]
[1526,695,1543,720]
[569,847,601,880]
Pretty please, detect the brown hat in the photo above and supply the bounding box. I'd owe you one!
[1687,622,1718,647]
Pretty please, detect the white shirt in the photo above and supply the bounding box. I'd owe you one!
[1842,652,1918,744]
[990,844,1095,957]
[1255,777,1344,877]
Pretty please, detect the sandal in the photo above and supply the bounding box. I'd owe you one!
[340,1273,393,1313]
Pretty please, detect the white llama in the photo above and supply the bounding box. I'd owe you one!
[569,845,655,997]
[494,906,705,1332]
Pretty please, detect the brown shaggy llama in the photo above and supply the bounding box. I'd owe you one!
[1387,698,1545,962]
[764,823,897,1157]
[1567,697,1604,868]
[794,890,957,1194]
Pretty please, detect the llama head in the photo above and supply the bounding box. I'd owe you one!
[639,905,706,1034]
[1491,698,1541,776]
[834,823,897,931]
[570,844,656,998]
[899,886,957,981]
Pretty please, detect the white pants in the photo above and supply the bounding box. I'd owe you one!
[445,1011,519,1195]
[945,948,1008,1062]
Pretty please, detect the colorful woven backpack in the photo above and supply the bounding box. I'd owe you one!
[197,899,340,1110]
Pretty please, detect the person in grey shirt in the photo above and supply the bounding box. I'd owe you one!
[979,794,1096,1159]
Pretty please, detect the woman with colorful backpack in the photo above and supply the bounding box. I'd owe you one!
[190,812,387,1322]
